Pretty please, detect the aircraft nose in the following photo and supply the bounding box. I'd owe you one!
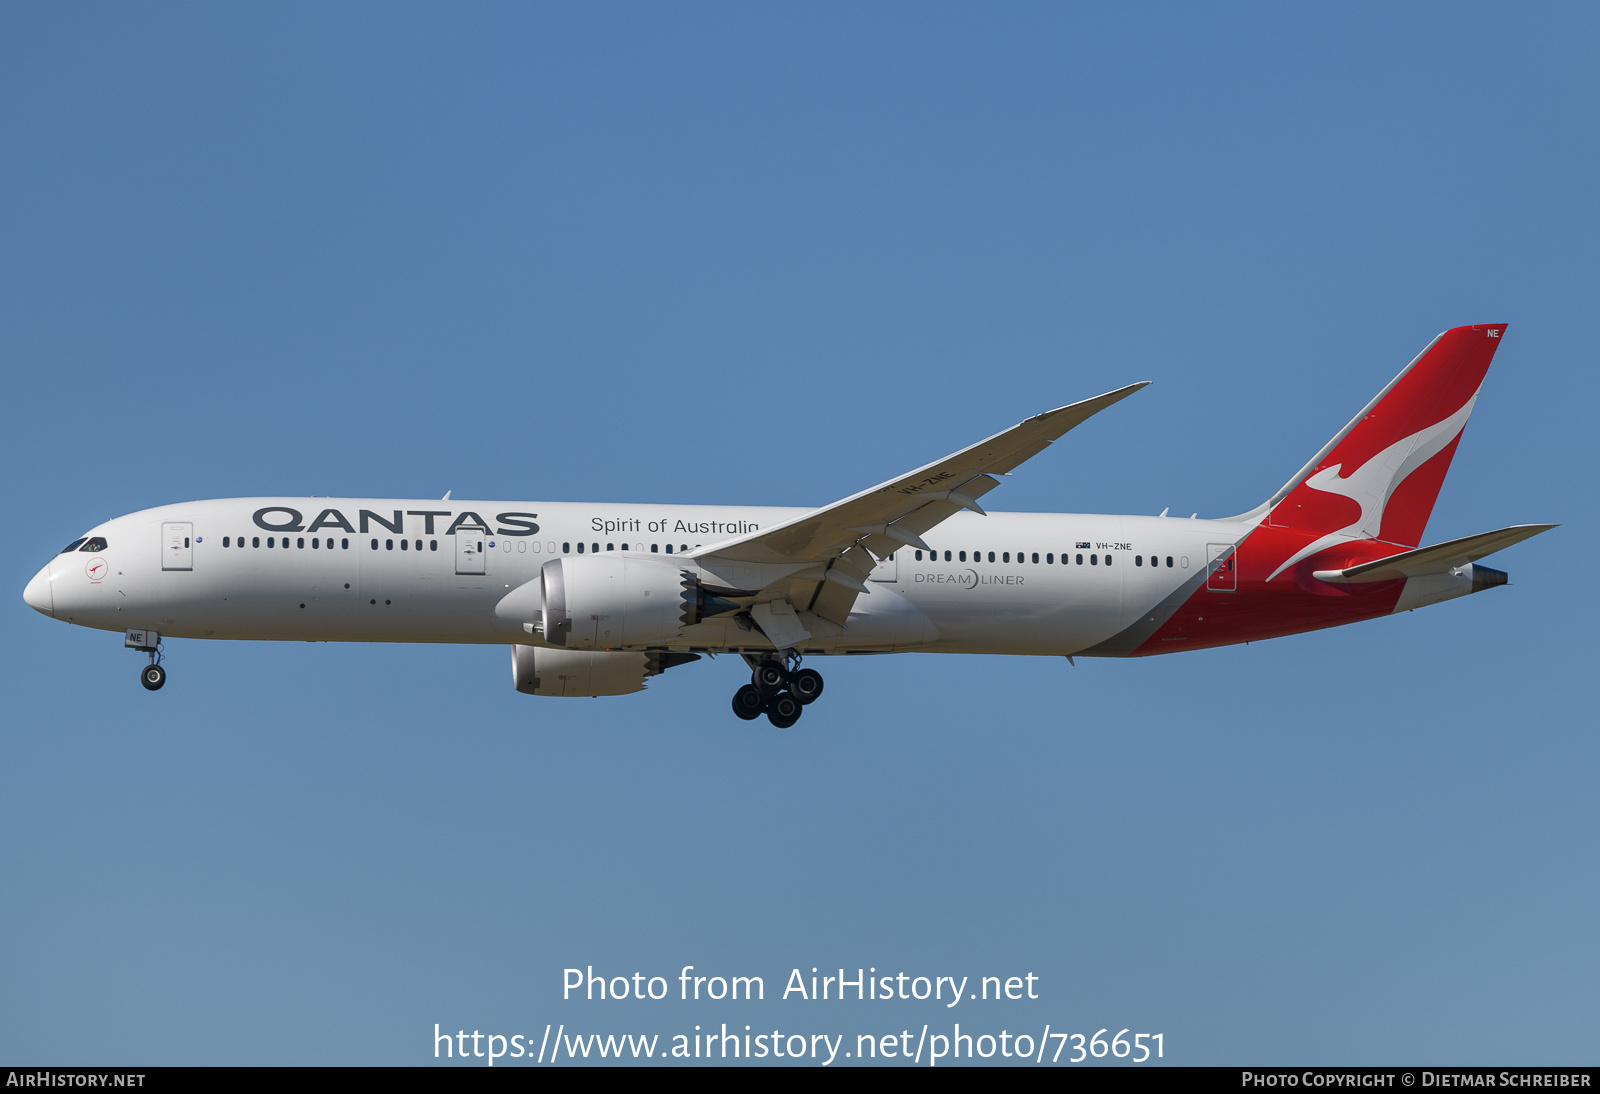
[23,562,53,617]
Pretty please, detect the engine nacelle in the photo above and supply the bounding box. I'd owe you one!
[539,554,695,649]
[511,644,647,697]
[510,645,700,697]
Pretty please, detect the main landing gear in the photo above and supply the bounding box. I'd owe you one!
[731,656,825,729]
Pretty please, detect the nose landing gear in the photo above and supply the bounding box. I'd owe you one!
[734,655,823,728]
[127,629,166,691]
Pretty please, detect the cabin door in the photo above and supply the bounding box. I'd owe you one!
[455,525,488,575]
[869,551,898,582]
[162,523,193,571]
[1206,543,1237,592]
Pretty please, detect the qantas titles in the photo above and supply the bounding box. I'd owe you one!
[253,506,539,537]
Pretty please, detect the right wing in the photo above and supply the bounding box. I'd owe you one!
[690,382,1149,567]
[688,382,1148,626]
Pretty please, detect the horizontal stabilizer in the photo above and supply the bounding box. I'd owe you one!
[1313,524,1556,584]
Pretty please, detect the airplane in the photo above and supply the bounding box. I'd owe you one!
[23,324,1553,728]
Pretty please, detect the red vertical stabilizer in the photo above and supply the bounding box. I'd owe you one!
[1259,324,1506,579]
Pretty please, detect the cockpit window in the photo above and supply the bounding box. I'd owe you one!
[60,538,86,554]
[79,537,108,552]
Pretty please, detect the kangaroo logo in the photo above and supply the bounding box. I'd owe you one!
[1266,395,1478,581]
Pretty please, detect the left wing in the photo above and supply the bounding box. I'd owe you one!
[688,382,1148,627]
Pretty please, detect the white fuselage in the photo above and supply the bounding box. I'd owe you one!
[31,497,1243,658]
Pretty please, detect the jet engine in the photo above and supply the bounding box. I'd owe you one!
[510,644,699,697]
[537,555,736,649]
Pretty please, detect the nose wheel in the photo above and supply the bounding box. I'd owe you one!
[129,630,166,691]
[732,658,823,728]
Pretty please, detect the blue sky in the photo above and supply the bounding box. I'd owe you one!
[2,3,1596,1065]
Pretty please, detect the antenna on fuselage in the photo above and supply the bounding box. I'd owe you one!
[442,490,452,500]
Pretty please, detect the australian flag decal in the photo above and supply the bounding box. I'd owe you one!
[1076,541,1091,549]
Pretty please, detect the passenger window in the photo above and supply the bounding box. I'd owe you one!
[343,538,350,550]
[386,539,394,550]
[607,543,614,551]
[564,542,571,553]
[664,544,672,554]
[1076,553,1083,565]
[430,540,437,551]
[959,551,967,561]
[1106,554,1113,566]
[417,540,424,551]
[987,551,995,562]
[268,537,275,548]
[577,542,585,553]
[1135,555,1142,566]
[223,537,230,548]
[253,537,261,548]
[914,550,922,560]
[1003,552,1010,563]
[370,539,378,550]
[593,543,600,553]
[79,537,108,552]
[651,544,659,553]
[681,544,689,552]
[1047,553,1054,564]
[1166,556,1174,567]
[944,551,952,561]
[1032,553,1039,564]
[1091,554,1098,565]
[294,537,301,548]
[401,539,408,551]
